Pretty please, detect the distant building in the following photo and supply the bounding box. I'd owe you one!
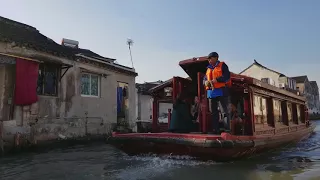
[291,76,320,114]
[136,81,163,122]
[239,60,297,92]
[310,81,320,113]
[136,79,174,124]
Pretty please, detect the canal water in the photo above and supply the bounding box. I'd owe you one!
[1,121,320,180]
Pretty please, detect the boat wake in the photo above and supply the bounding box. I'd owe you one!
[106,154,217,180]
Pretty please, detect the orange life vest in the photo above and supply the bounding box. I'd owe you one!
[205,61,232,90]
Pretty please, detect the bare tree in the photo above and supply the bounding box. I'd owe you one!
[127,38,134,68]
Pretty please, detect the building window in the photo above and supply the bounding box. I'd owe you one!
[273,99,282,124]
[287,102,293,123]
[81,73,100,97]
[297,104,302,123]
[37,63,59,96]
[253,95,267,124]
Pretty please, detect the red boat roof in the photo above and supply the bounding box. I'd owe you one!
[148,56,305,102]
[179,56,305,102]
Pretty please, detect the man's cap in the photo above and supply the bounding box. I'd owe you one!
[207,52,219,59]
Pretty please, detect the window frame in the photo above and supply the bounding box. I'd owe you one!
[287,102,293,123]
[80,72,100,98]
[273,99,283,124]
[37,63,60,96]
[253,94,268,125]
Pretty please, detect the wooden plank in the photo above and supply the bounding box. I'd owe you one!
[0,54,15,64]
[0,52,40,63]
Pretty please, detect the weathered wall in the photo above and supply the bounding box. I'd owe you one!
[240,64,280,87]
[0,64,14,122]
[296,82,318,114]
[0,65,6,152]
[137,94,153,121]
[0,66,5,121]
[61,61,136,127]
[3,65,15,122]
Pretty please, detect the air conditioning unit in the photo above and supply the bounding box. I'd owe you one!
[261,78,276,86]
[261,78,270,84]
[270,79,276,86]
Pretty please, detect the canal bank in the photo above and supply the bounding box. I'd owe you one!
[0,116,114,155]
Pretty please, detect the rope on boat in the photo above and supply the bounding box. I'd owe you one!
[216,139,223,148]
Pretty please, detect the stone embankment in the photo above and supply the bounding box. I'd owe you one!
[0,116,118,155]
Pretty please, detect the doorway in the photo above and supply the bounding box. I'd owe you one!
[117,82,129,126]
[0,55,15,122]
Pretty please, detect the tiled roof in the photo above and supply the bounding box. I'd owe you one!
[240,59,285,76]
[0,16,118,61]
[0,16,136,75]
[0,16,75,58]
[75,48,116,62]
[136,82,162,95]
[310,81,318,89]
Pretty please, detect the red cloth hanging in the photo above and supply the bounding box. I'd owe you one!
[14,58,39,105]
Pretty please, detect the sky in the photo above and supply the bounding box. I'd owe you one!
[1,0,320,84]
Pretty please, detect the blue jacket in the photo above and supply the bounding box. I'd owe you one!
[204,61,231,98]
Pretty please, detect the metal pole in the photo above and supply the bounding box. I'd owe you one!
[127,39,134,69]
[129,45,134,68]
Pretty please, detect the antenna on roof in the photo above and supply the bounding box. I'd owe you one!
[127,38,134,68]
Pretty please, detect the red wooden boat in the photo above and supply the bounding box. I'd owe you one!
[110,56,315,161]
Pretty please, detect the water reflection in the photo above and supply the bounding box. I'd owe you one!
[0,121,319,180]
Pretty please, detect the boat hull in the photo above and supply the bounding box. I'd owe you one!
[109,124,316,161]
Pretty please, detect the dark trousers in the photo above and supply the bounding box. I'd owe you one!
[208,96,231,133]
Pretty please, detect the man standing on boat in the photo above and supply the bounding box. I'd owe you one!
[205,52,232,134]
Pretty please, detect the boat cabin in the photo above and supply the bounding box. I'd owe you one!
[149,57,310,136]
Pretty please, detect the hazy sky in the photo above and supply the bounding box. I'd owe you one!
[1,0,319,84]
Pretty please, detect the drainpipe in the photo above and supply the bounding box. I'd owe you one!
[0,120,3,153]
[85,112,88,135]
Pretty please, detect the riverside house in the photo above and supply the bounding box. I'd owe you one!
[0,16,137,150]
[240,59,319,115]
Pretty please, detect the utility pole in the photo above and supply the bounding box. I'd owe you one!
[127,38,134,68]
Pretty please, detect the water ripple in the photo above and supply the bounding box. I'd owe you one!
[1,122,320,180]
